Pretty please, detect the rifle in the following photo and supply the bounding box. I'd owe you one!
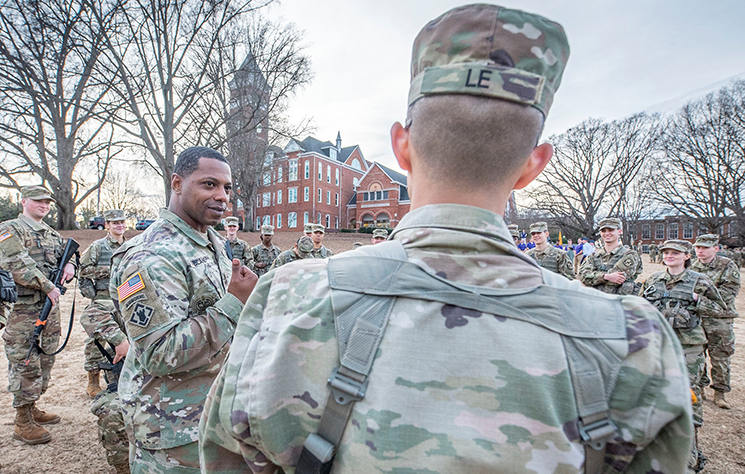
[94,339,124,392]
[24,238,79,365]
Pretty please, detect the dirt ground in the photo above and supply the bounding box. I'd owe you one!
[0,232,742,473]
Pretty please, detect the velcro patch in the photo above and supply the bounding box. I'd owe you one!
[118,273,145,301]
[129,303,154,327]
[0,232,11,243]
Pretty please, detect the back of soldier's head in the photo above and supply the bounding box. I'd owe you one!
[405,4,569,187]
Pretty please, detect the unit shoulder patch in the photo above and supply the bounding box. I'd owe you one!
[129,303,154,327]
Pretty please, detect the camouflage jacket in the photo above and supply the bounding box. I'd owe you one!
[0,214,65,300]
[109,208,242,450]
[690,255,740,317]
[227,238,254,268]
[311,245,334,258]
[199,204,692,474]
[578,244,642,294]
[250,243,281,277]
[525,245,574,279]
[269,249,302,270]
[639,269,726,346]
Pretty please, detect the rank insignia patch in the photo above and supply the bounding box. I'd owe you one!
[129,303,154,327]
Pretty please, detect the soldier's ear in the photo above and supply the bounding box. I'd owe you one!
[390,122,412,173]
[514,142,553,190]
[171,173,183,194]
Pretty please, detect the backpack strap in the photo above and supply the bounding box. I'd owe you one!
[297,241,625,474]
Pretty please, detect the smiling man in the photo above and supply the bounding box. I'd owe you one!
[110,147,257,473]
[579,217,643,294]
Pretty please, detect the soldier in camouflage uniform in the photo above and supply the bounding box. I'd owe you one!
[303,222,313,237]
[269,236,313,269]
[109,147,257,473]
[506,224,520,245]
[249,225,281,276]
[0,185,75,444]
[310,223,334,258]
[199,6,693,473]
[579,217,643,294]
[370,228,388,244]
[648,241,658,264]
[525,221,574,279]
[691,234,740,409]
[640,239,727,471]
[223,217,253,268]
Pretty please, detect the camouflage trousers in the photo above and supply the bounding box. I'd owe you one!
[91,389,129,468]
[2,300,60,407]
[130,440,200,474]
[79,301,111,372]
[682,344,705,427]
[700,317,735,393]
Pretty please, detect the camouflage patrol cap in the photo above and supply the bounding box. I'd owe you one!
[296,236,314,257]
[694,234,720,248]
[312,224,325,234]
[598,217,622,230]
[506,224,519,238]
[372,228,389,239]
[103,209,125,222]
[529,222,548,233]
[224,217,239,227]
[659,239,691,254]
[506,224,518,230]
[21,185,55,202]
[408,4,570,117]
[303,223,313,233]
[261,225,274,235]
[353,242,365,249]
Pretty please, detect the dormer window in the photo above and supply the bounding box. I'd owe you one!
[330,148,337,160]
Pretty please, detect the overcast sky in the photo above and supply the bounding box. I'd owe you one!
[264,0,745,170]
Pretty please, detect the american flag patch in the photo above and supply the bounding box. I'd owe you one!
[0,232,11,243]
[118,273,145,301]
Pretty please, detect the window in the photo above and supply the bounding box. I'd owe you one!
[304,212,309,224]
[263,215,271,226]
[262,192,271,207]
[288,212,297,228]
[304,186,309,202]
[277,166,283,183]
[668,223,678,239]
[318,163,322,180]
[642,224,650,240]
[263,171,271,186]
[351,158,361,170]
[257,196,261,208]
[326,215,330,228]
[327,190,331,204]
[655,223,665,240]
[317,213,321,224]
[335,169,339,185]
[327,165,331,183]
[288,187,297,203]
[276,214,282,229]
[272,192,275,206]
[304,161,310,179]
[277,190,282,204]
[289,160,298,181]
[684,222,693,239]
[334,216,339,229]
[256,216,261,229]
[335,193,339,206]
[318,188,322,203]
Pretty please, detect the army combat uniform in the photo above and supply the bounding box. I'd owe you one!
[226,238,253,268]
[579,244,643,294]
[526,245,575,279]
[690,235,740,403]
[249,225,281,277]
[270,236,313,270]
[200,205,694,474]
[110,209,241,473]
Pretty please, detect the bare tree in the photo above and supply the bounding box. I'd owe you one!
[0,0,122,228]
[90,0,273,202]
[652,81,745,241]
[523,113,660,239]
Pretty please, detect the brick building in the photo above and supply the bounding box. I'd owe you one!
[253,133,370,231]
[347,162,411,228]
[626,216,736,252]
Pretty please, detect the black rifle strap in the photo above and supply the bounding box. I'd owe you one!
[38,251,80,357]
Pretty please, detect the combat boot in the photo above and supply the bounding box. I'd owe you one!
[113,461,131,474]
[30,402,61,425]
[87,369,102,397]
[13,405,51,445]
[714,390,731,409]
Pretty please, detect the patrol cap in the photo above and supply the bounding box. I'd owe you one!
[694,234,720,248]
[103,209,125,222]
[529,222,548,233]
[312,224,325,234]
[510,229,520,238]
[372,228,388,239]
[598,218,622,231]
[353,242,365,249]
[224,217,239,227]
[261,225,274,235]
[303,223,313,233]
[659,239,691,254]
[21,185,55,202]
[408,4,570,117]
[296,236,314,257]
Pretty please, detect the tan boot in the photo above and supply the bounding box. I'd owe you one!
[714,391,731,409]
[113,462,131,474]
[30,402,61,425]
[87,369,102,397]
[13,405,51,445]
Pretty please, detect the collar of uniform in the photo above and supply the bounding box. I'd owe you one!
[106,234,124,245]
[390,204,513,245]
[18,213,49,232]
[664,268,691,284]
[158,208,212,248]
[599,243,623,256]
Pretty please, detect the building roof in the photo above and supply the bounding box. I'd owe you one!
[376,163,408,186]
[399,185,410,201]
[291,136,363,165]
[347,193,357,205]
